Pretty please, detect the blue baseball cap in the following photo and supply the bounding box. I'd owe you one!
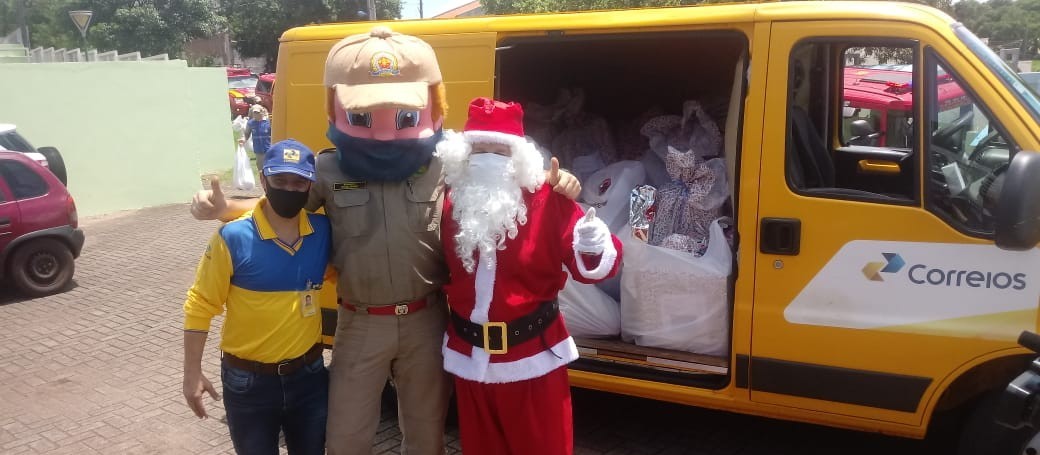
[263,139,316,181]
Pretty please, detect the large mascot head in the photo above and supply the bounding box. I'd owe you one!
[324,26,448,181]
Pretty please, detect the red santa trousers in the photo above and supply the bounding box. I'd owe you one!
[453,366,573,455]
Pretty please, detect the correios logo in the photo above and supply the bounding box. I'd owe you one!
[863,252,1027,290]
[862,252,905,281]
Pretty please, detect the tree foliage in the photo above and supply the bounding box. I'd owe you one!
[220,0,402,71]
[480,0,700,15]
[956,0,1040,57]
[89,0,224,58]
[479,0,1040,58]
[0,0,222,58]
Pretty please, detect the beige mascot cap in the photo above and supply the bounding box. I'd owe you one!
[324,26,443,112]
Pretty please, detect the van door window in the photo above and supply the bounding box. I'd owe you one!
[925,52,1014,235]
[787,41,918,201]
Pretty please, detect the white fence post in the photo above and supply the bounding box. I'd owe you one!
[116,51,140,61]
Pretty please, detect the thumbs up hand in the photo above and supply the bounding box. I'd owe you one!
[548,157,582,201]
[191,176,229,221]
[574,207,609,255]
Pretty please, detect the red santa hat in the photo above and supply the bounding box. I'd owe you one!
[462,97,527,150]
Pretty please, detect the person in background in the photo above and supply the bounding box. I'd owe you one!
[245,104,272,173]
[182,139,331,455]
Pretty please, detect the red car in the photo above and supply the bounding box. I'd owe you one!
[227,67,259,118]
[256,72,276,113]
[0,151,83,296]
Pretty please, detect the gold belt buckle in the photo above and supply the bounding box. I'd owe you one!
[394,304,409,316]
[482,322,508,355]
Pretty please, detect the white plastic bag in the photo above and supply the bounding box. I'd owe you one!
[232,116,248,139]
[233,143,256,190]
[619,218,732,356]
[580,161,646,234]
[559,274,621,338]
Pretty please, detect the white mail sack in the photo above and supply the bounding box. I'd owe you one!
[580,160,647,234]
[233,143,256,191]
[559,275,621,338]
[620,218,732,356]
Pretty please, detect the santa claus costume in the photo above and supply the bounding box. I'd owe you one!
[435,97,622,455]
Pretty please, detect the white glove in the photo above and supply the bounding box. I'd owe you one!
[574,207,610,255]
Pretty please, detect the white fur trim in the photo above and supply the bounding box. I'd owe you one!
[464,130,527,149]
[572,231,618,280]
[442,334,579,384]
[470,252,495,324]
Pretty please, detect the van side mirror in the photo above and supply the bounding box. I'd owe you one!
[848,119,880,146]
[850,119,875,138]
[993,151,1040,250]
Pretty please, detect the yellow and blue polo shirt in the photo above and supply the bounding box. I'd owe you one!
[183,198,332,363]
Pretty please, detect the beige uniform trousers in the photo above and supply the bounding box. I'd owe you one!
[326,298,451,455]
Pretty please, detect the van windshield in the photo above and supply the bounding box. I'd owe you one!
[954,23,1040,125]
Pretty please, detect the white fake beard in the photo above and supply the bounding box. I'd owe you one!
[435,130,547,274]
[450,164,527,274]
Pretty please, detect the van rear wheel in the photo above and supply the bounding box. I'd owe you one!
[958,391,1040,455]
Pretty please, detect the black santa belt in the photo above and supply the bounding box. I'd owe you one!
[450,300,559,355]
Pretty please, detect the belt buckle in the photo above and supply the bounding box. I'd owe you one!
[394,303,409,316]
[276,361,292,376]
[481,322,508,355]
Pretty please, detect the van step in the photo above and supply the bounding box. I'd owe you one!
[574,337,728,375]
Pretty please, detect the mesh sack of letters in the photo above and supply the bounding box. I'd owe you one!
[648,148,729,254]
[549,88,618,169]
[639,100,723,187]
[620,218,732,356]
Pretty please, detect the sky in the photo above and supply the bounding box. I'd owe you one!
[399,0,474,19]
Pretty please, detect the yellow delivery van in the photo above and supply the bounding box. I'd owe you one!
[273,2,1040,451]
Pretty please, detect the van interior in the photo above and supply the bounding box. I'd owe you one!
[495,31,749,389]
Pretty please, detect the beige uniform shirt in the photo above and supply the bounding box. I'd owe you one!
[307,149,447,307]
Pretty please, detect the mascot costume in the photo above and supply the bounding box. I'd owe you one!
[317,26,452,455]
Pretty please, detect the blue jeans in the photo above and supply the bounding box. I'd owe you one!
[221,357,329,455]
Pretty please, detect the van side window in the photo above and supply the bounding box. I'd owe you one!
[925,52,1014,235]
[787,42,918,201]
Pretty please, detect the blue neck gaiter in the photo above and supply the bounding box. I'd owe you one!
[326,125,442,181]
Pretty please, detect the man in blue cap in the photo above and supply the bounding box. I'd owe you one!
[182,139,333,455]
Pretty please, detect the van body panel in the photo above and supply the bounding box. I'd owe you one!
[277,1,1040,441]
[751,18,1039,428]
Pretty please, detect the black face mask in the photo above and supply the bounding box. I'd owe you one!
[326,124,443,181]
[265,184,310,218]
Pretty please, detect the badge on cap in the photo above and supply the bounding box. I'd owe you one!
[283,148,301,163]
[370,51,400,77]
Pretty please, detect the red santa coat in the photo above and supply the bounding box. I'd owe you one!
[441,183,622,384]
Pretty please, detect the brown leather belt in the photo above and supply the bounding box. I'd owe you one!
[222,343,323,376]
[450,300,559,355]
[340,296,429,316]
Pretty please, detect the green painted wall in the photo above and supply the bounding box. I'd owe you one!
[0,61,232,217]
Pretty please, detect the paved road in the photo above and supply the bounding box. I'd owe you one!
[0,202,939,454]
